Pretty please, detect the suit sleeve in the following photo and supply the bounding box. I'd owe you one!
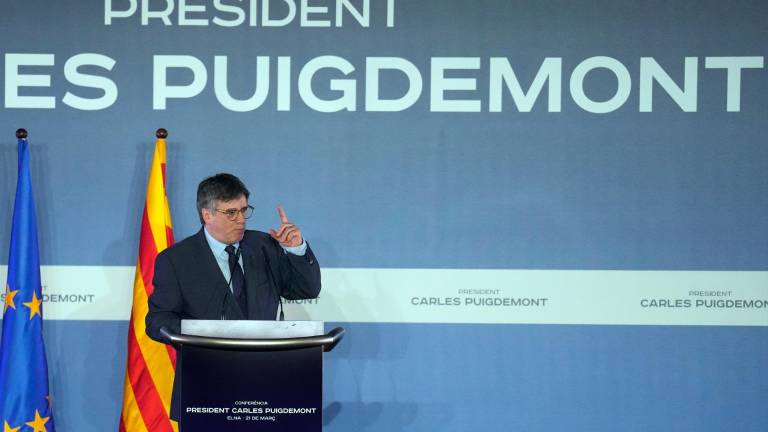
[275,239,321,300]
[145,251,183,343]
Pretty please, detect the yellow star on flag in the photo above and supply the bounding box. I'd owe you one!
[3,420,21,432]
[4,284,19,313]
[25,410,49,432]
[22,291,43,320]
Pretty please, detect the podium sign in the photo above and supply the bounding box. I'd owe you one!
[180,344,322,431]
[165,320,341,432]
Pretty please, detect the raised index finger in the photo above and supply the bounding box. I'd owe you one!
[277,206,289,224]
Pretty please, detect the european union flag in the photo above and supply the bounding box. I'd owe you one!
[0,134,56,432]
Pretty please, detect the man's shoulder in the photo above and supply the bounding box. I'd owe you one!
[159,229,205,259]
[241,229,275,247]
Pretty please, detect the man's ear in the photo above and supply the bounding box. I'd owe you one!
[201,208,213,224]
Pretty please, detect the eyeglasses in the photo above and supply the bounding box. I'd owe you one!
[215,205,254,221]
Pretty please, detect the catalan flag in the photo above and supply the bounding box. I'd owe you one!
[0,131,55,432]
[119,131,177,432]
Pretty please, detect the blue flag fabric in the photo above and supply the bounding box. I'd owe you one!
[0,137,56,432]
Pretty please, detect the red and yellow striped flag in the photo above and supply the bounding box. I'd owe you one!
[119,132,177,432]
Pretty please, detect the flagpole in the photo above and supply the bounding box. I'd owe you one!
[2,126,56,432]
[119,129,177,432]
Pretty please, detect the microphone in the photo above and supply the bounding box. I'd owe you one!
[261,245,284,321]
[220,246,241,320]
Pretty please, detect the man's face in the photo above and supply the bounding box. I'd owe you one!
[201,194,248,245]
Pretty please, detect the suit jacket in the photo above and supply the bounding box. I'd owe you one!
[145,227,321,419]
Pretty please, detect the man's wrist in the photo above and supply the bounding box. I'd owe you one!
[282,240,307,256]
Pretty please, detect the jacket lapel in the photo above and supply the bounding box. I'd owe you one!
[194,228,246,320]
[240,241,271,319]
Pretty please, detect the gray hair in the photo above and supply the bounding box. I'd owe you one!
[196,173,250,224]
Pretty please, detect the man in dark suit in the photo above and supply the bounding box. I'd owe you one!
[145,173,321,419]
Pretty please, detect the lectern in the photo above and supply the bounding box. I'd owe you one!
[160,321,344,432]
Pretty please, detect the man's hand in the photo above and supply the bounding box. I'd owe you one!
[269,206,304,247]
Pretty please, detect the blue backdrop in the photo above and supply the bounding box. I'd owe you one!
[1,0,766,430]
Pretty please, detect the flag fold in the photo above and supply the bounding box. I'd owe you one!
[119,135,177,432]
[0,136,56,432]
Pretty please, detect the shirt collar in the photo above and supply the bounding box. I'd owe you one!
[203,226,240,258]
